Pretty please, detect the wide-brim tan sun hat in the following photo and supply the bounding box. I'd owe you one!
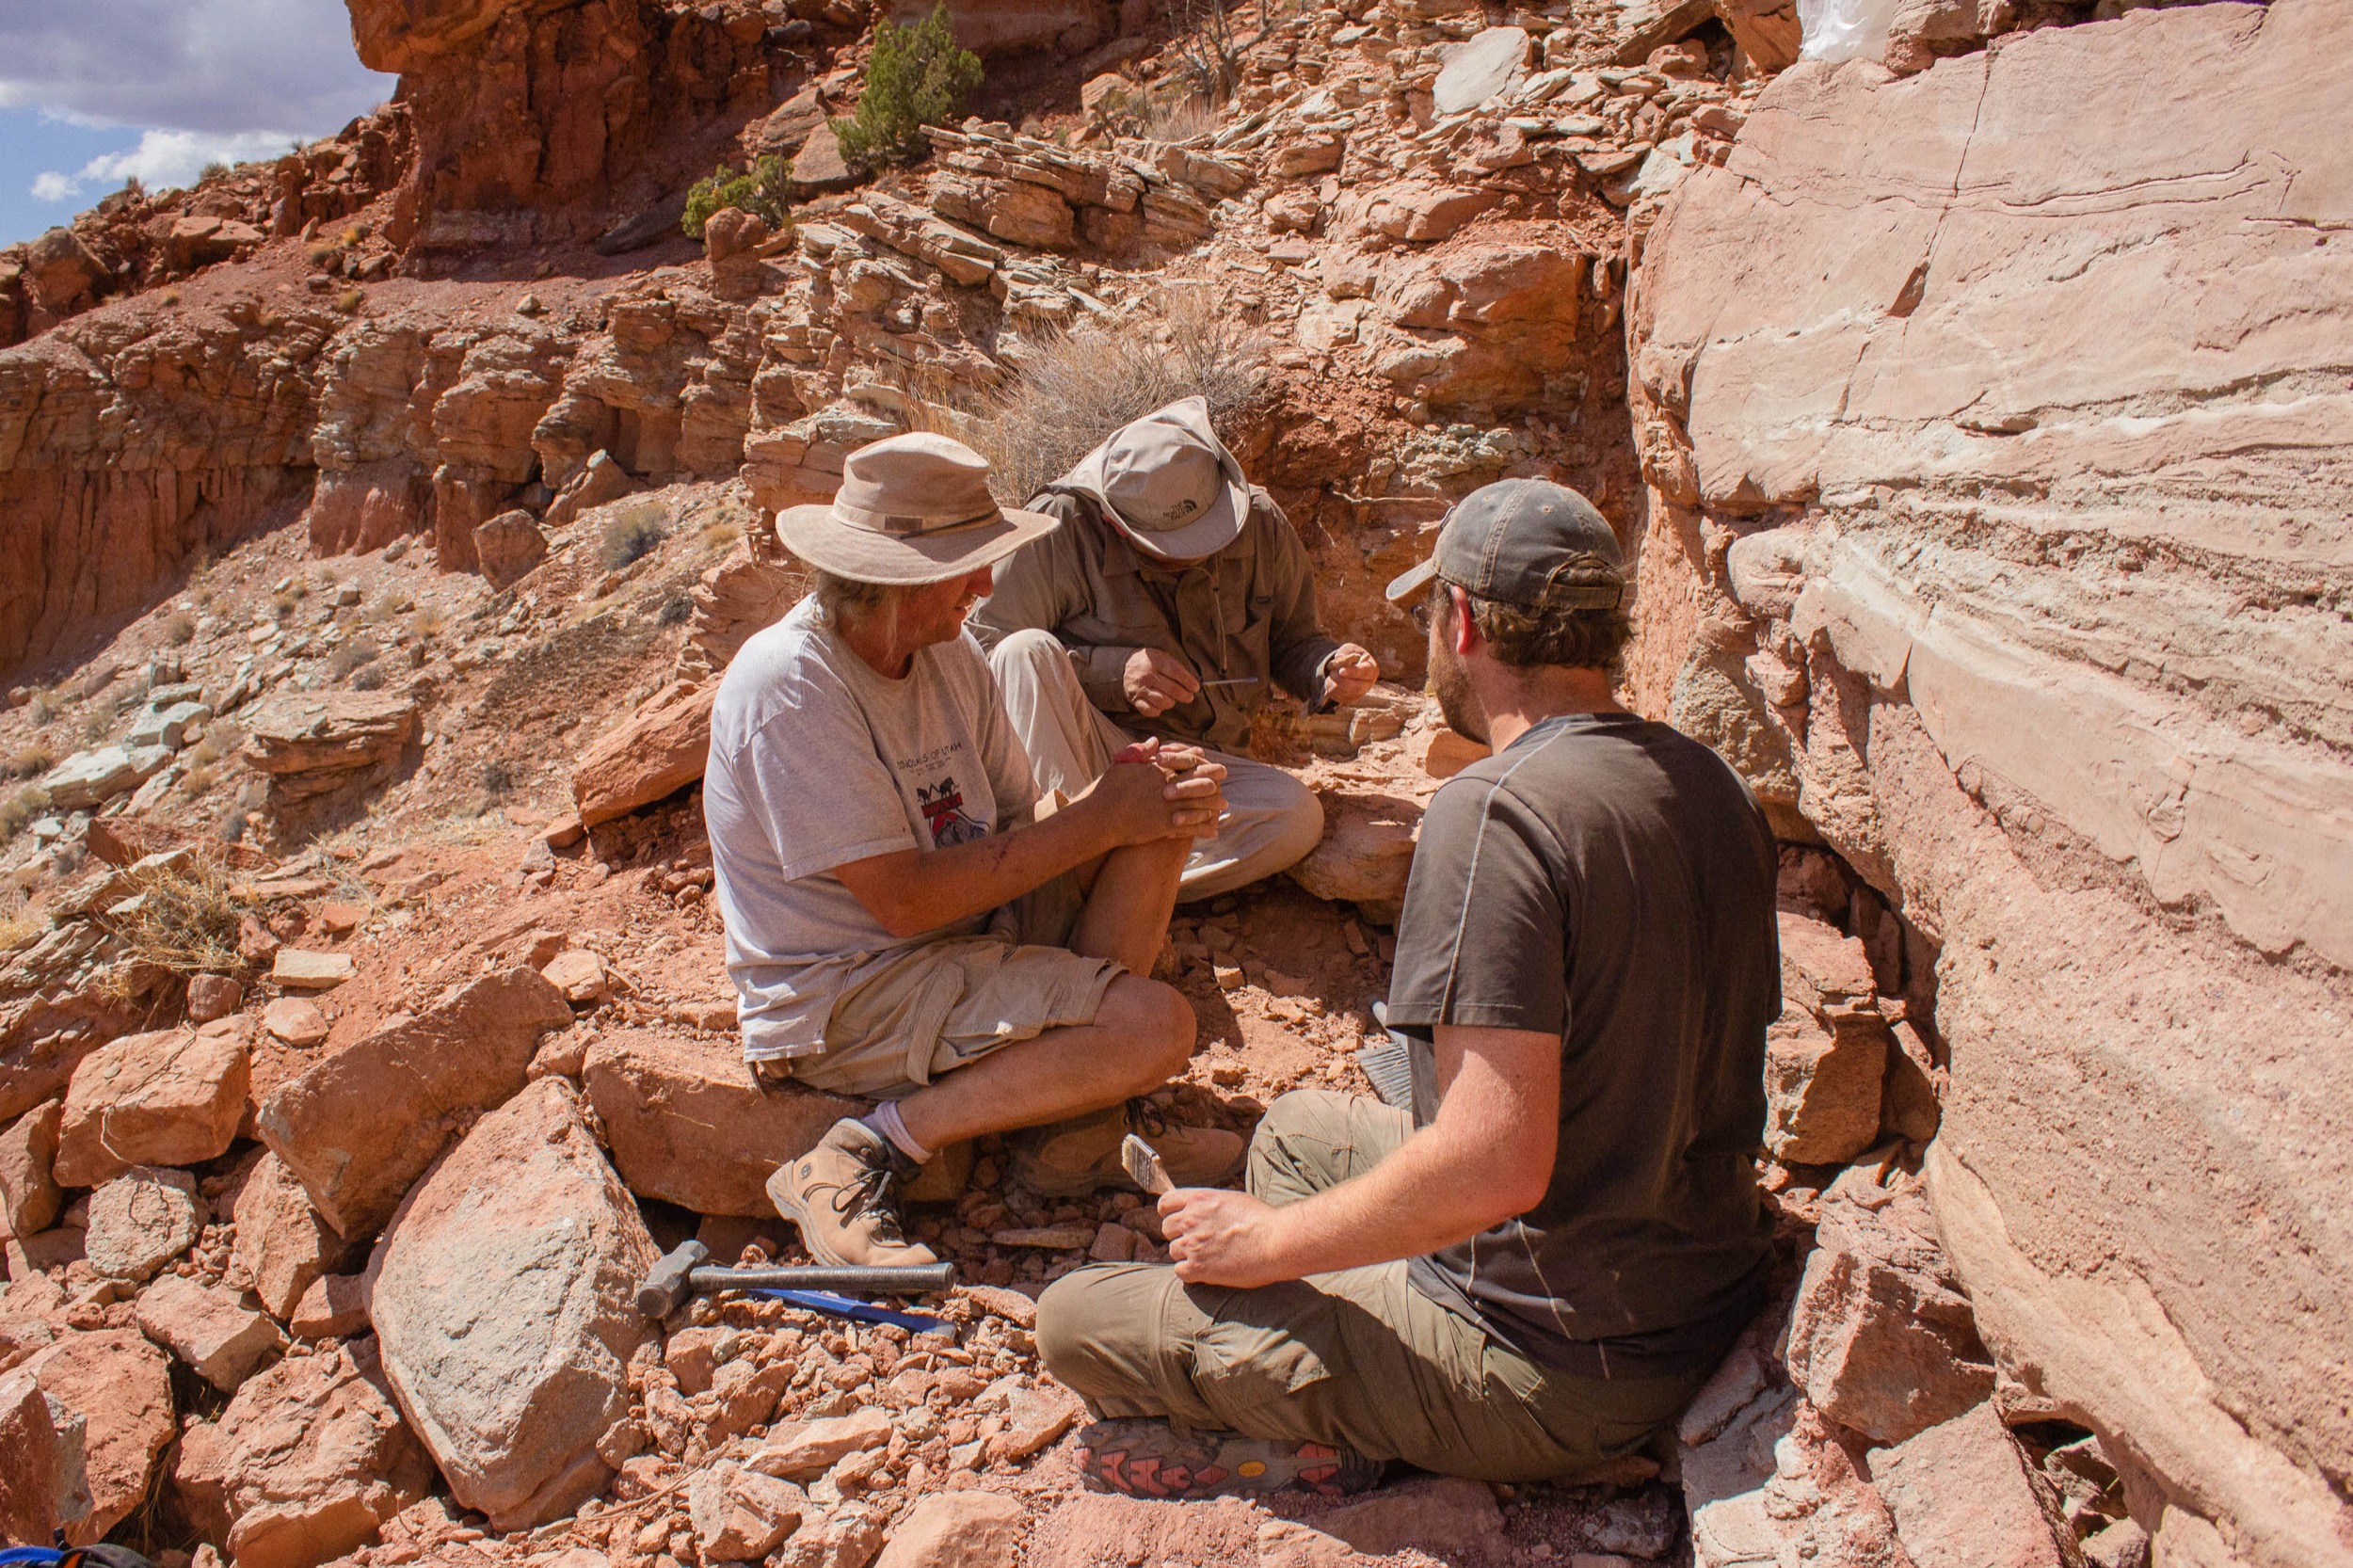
[776,431,1059,584]
[1059,394,1249,563]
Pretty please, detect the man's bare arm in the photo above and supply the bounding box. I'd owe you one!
[1160,1024,1559,1287]
[833,749,1225,939]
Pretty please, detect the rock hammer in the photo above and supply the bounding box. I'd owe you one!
[634,1239,956,1317]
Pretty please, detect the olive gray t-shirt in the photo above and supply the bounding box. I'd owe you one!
[1385,711,1778,1374]
[704,598,1038,1062]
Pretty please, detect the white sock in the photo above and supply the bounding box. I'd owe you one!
[862,1101,932,1166]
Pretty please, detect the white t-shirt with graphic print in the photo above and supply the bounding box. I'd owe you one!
[704,596,1039,1061]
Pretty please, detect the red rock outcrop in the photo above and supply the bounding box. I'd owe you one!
[1625,5,2353,1562]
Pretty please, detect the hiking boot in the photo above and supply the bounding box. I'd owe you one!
[1011,1102,1242,1197]
[766,1118,938,1268]
[1075,1418,1382,1500]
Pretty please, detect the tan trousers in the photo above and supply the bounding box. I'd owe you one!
[988,629,1326,901]
[1034,1091,1706,1483]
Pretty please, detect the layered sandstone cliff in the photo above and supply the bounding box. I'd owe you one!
[1624,5,2353,1561]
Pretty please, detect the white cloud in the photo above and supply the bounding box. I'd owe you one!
[31,127,305,203]
[0,0,392,140]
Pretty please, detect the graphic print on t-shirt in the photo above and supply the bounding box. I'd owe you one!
[917,777,986,846]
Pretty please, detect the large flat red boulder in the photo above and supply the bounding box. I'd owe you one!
[54,1019,250,1188]
[255,968,572,1240]
[583,1031,857,1215]
[570,680,717,827]
[24,1329,173,1544]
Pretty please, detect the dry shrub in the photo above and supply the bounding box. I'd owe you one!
[326,636,381,681]
[410,602,449,639]
[0,787,50,842]
[600,504,670,570]
[7,744,54,780]
[164,611,198,646]
[0,903,40,959]
[959,285,1271,505]
[1142,90,1219,143]
[109,854,247,976]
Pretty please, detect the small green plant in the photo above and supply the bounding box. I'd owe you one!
[832,4,984,173]
[658,593,695,627]
[682,156,791,240]
[600,506,668,570]
[479,760,517,800]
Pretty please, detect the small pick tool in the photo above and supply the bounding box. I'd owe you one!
[1121,1133,1173,1195]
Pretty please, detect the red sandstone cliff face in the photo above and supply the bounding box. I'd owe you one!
[1623,5,2353,1561]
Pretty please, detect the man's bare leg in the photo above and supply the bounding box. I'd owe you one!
[1072,836,1189,975]
[895,971,1193,1151]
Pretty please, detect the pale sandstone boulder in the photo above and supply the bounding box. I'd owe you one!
[1680,1350,1908,1568]
[751,1408,894,1481]
[23,1329,173,1544]
[256,967,572,1240]
[1286,790,1414,923]
[53,1019,250,1187]
[687,1461,806,1561]
[1627,3,2353,1559]
[136,1275,286,1391]
[367,1078,658,1529]
[570,679,718,827]
[1870,1402,2073,1568]
[1785,1170,1993,1445]
[289,1273,371,1340]
[241,691,418,803]
[1764,914,1887,1165]
[873,1493,1026,1568]
[0,1099,63,1240]
[472,508,548,589]
[174,1338,434,1568]
[233,1152,360,1320]
[583,1031,858,1215]
[86,1165,202,1281]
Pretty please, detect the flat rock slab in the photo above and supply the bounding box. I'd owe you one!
[1433,25,1529,115]
[263,997,330,1047]
[1873,1402,2070,1568]
[582,1031,858,1215]
[273,951,356,990]
[241,692,418,778]
[257,967,572,1240]
[368,1079,656,1530]
[233,1151,359,1320]
[86,1165,202,1281]
[175,1338,433,1568]
[136,1274,286,1392]
[41,744,172,810]
[55,1020,250,1186]
[874,1492,1026,1568]
[570,679,717,828]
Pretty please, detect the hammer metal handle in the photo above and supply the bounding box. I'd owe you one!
[690,1263,956,1296]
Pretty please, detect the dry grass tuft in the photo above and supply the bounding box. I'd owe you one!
[600,504,670,570]
[7,744,55,781]
[164,611,198,646]
[958,285,1271,505]
[108,854,248,976]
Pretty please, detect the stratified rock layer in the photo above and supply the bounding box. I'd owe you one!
[1626,6,2353,1563]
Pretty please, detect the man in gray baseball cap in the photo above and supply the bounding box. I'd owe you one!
[1036,478,1782,1499]
[969,396,1384,898]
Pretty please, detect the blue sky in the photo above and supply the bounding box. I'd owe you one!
[0,0,394,248]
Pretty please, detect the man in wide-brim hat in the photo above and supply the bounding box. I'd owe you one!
[705,432,1246,1267]
[969,395,1383,899]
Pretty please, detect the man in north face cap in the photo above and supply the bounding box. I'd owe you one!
[968,396,1383,899]
[705,432,1247,1270]
[1033,478,1781,1498]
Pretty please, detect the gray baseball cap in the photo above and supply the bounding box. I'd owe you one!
[1384,478,1626,611]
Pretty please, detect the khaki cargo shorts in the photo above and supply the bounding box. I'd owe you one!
[781,871,1121,1101]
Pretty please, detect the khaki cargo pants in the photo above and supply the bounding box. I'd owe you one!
[989,629,1326,901]
[1035,1091,1708,1483]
